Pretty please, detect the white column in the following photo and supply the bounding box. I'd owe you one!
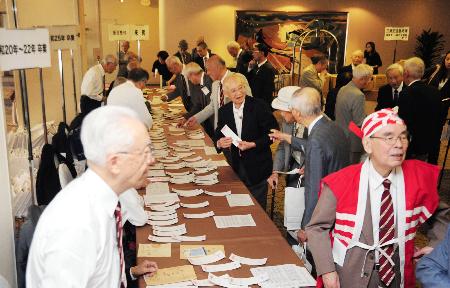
[158,0,166,51]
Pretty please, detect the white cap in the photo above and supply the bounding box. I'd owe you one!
[271,86,301,111]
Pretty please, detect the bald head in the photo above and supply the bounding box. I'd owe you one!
[206,55,227,81]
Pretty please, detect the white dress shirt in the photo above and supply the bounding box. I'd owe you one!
[233,100,245,138]
[408,79,420,87]
[26,169,121,288]
[257,58,268,68]
[307,114,324,136]
[108,80,153,128]
[80,63,105,101]
[218,70,230,104]
[368,160,398,262]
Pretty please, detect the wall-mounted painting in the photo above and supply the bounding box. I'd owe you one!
[235,11,348,75]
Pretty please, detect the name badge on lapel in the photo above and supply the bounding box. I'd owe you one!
[201,86,210,95]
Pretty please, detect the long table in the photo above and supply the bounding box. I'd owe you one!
[137,92,305,287]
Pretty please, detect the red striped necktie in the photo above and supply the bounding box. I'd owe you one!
[378,179,395,286]
[115,202,127,288]
[219,82,224,107]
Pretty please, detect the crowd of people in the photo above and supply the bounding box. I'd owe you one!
[20,34,450,288]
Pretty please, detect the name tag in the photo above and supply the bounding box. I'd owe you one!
[201,86,210,95]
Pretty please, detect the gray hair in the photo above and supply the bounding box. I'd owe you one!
[226,41,240,50]
[385,63,404,76]
[102,54,117,65]
[352,63,373,79]
[352,50,364,57]
[290,87,322,117]
[223,73,248,92]
[184,62,203,76]
[166,55,182,67]
[112,76,127,88]
[404,57,425,79]
[81,106,140,166]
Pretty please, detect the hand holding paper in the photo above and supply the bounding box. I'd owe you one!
[220,125,241,147]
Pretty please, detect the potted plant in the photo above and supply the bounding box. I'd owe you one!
[414,28,445,69]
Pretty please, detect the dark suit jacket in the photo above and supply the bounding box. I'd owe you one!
[231,50,253,76]
[398,81,442,158]
[167,73,192,112]
[291,116,350,228]
[174,51,192,64]
[375,83,405,111]
[336,64,353,85]
[214,96,279,185]
[248,61,276,107]
[193,52,215,71]
[185,73,213,119]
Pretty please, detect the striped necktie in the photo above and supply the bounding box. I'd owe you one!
[115,202,127,288]
[379,179,395,286]
[219,82,224,107]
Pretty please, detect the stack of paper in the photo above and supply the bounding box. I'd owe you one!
[148,170,166,177]
[137,243,171,258]
[213,214,256,228]
[229,253,267,266]
[201,261,241,273]
[170,173,195,184]
[226,194,254,207]
[195,172,219,185]
[173,188,204,197]
[164,162,186,170]
[250,264,316,287]
[180,201,209,208]
[187,250,225,265]
[144,193,179,205]
[204,190,231,197]
[183,211,214,219]
[146,182,170,195]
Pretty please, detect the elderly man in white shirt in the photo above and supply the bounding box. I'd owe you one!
[108,68,153,128]
[80,54,118,112]
[26,106,158,288]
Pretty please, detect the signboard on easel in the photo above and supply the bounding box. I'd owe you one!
[384,26,409,63]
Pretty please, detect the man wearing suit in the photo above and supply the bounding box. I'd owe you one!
[398,57,442,164]
[174,39,192,65]
[299,54,328,102]
[376,63,406,111]
[215,73,278,209]
[336,49,364,85]
[194,41,214,71]
[269,87,349,239]
[227,41,252,76]
[306,109,441,288]
[164,56,192,112]
[185,55,252,130]
[247,43,276,107]
[181,62,214,137]
[335,64,373,164]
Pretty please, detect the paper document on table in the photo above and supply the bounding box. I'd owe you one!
[146,182,170,195]
[229,273,270,287]
[173,235,206,242]
[148,170,166,177]
[144,265,197,286]
[173,188,204,197]
[204,146,218,155]
[211,160,229,167]
[184,211,214,219]
[153,223,186,232]
[221,125,242,147]
[150,203,180,211]
[152,227,186,237]
[147,210,176,217]
[148,218,179,227]
[202,261,241,273]
[273,168,300,175]
[229,253,267,265]
[207,274,247,288]
[180,201,209,208]
[145,281,196,288]
[180,245,225,259]
[144,193,179,204]
[148,235,181,243]
[204,190,231,197]
[188,250,225,265]
[226,194,254,207]
[138,243,171,257]
[213,214,256,228]
[148,213,178,221]
[250,264,316,287]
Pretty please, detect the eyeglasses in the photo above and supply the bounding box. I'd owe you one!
[370,134,410,146]
[117,143,152,157]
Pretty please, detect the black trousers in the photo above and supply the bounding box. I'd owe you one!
[237,161,268,210]
[80,95,102,114]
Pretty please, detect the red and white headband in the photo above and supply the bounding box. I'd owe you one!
[349,108,405,139]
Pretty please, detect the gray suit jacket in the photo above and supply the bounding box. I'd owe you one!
[291,116,349,228]
[184,73,213,119]
[299,64,323,95]
[194,71,252,129]
[273,121,306,172]
[335,81,366,153]
[167,71,192,111]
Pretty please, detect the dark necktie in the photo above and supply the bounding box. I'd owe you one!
[302,127,308,139]
[379,179,395,286]
[181,74,188,97]
[219,82,224,107]
[102,75,106,97]
[393,89,399,103]
[114,202,126,288]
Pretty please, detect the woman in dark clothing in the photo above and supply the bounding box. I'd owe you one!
[324,71,352,120]
[427,51,450,126]
[364,41,382,74]
[151,50,173,85]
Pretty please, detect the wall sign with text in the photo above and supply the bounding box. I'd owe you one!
[48,26,80,50]
[384,27,409,41]
[0,28,51,71]
[108,24,149,41]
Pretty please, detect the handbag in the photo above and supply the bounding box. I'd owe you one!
[284,176,305,231]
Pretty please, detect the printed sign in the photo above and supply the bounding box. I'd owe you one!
[384,27,409,41]
[0,28,51,71]
[108,24,130,41]
[48,26,80,50]
[130,25,149,40]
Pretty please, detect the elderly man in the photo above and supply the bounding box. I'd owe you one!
[180,62,214,136]
[227,40,252,76]
[300,54,328,100]
[335,63,373,164]
[306,108,440,288]
[164,56,192,112]
[268,86,306,189]
[108,68,153,128]
[26,106,158,287]
[80,54,117,112]
[174,39,192,65]
[185,55,252,130]
[336,49,364,84]
[194,41,214,71]
[376,63,406,111]
[247,43,276,107]
[269,87,349,239]
[215,73,278,209]
[118,41,130,77]
[398,57,442,164]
